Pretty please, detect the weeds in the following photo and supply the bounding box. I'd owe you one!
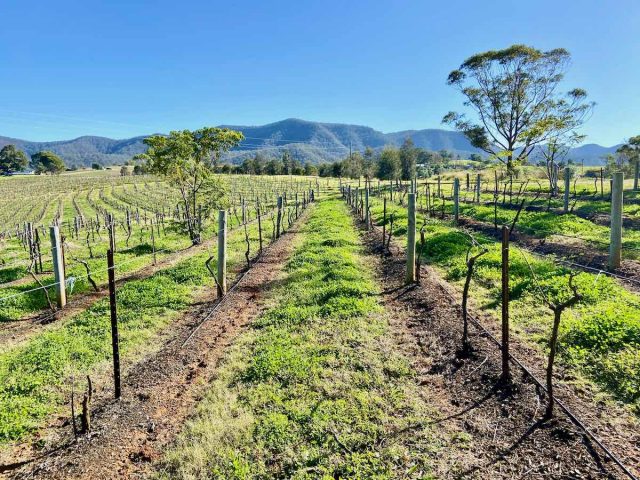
[159,199,438,479]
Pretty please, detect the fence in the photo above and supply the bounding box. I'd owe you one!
[341,180,638,480]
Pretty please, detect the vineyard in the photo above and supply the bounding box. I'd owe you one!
[0,169,639,479]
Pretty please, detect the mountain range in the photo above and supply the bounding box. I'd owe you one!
[0,118,621,167]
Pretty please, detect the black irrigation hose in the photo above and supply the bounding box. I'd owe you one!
[343,194,638,480]
[441,287,638,480]
[180,203,312,347]
[380,191,640,289]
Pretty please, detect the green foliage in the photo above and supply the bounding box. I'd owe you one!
[138,127,242,243]
[377,146,401,180]
[0,145,28,175]
[444,44,594,172]
[399,138,417,180]
[30,150,66,175]
[159,199,439,479]
[368,194,640,411]
[0,212,266,443]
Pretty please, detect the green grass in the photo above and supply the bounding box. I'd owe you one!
[0,213,276,445]
[368,194,640,414]
[0,205,273,322]
[403,183,640,256]
[158,198,439,479]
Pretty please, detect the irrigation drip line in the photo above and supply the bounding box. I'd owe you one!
[387,191,640,256]
[0,246,173,302]
[0,204,283,303]
[444,289,638,480]
[181,203,310,347]
[355,198,638,480]
[524,248,640,289]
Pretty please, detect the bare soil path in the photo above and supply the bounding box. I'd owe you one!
[4,208,310,480]
[0,212,274,352]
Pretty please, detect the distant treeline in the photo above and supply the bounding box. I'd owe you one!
[219,139,487,179]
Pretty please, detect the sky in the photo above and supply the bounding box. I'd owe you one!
[0,0,638,146]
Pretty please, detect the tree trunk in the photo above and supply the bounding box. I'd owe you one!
[462,260,473,350]
[545,309,562,418]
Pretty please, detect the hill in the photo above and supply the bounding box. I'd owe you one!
[0,118,619,167]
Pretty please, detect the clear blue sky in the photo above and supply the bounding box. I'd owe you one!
[1,0,638,146]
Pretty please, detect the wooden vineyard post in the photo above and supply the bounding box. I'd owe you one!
[217,210,227,297]
[108,214,116,253]
[634,160,640,191]
[476,174,481,203]
[609,172,624,270]
[27,222,35,272]
[49,225,67,308]
[276,196,283,238]
[501,225,510,382]
[106,249,121,399]
[257,206,263,254]
[453,178,460,224]
[382,198,387,250]
[600,168,604,199]
[150,219,157,265]
[35,227,43,273]
[406,193,416,284]
[389,179,393,202]
[563,168,571,213]
[365,187,370,229]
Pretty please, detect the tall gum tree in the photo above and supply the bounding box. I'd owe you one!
[0,145,28,175]
[137,127,244,244]
[443,45,594,173]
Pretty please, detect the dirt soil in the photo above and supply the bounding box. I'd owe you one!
[456,216,640,291]
[2,208,310,480]
[0,213,272,352]
[407,194,640,287]
[357,213,640,479]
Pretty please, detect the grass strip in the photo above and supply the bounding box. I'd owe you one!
[0,213,274,445]
[158,198,439,479]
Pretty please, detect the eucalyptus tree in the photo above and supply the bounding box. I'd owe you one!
[30,150,66,175]
[362,146,377,181]
[539,132,585,196]
[399,138,417,181]
[137,127,243,244]
[443,45,594,173]
[377,146,401,180]
[0,145,28,175]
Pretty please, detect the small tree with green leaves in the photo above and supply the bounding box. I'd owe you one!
[137,127,243,244]
[377,146,401,180]
[538,132,585,196]
[399,138,417,181]
[362,146,377,181]
[31,150,66,174]
[0,145,28,175]
[443,45,594,173]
